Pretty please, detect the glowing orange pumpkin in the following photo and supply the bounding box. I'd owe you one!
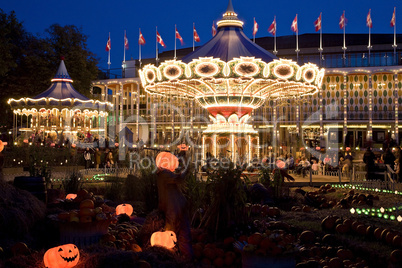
[43,244,79,268]
[276,160,286,169]
[65,194,77,200]
[150,230,177,249]
[155,152,179,172]
[0,140,4,152]
[116,203,134,216]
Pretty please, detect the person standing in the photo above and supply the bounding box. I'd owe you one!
[84,148,91,169]
[94,148,101,170]
[363,147,376,180]
[105,151,114,168]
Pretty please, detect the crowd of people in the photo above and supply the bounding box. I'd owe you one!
[202,145,402,182]
[83,147,116,170]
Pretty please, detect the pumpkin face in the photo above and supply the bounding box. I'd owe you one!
[155,152,179,172]
[150,231,177,249]
[65,194,77,200]
[44,244,79,268]
[116,203,134,216]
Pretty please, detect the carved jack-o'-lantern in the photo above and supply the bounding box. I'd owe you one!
[43,244,80,268]
[116,203,133,216]
[150,231,177,249]
[65,194,77,200]
[0,140,4,152]
[155,152,179,172]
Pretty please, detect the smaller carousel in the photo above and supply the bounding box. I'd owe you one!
[8,60,113,146]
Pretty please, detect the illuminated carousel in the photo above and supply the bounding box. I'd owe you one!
[8,60,113,144]
[140,1,324,163]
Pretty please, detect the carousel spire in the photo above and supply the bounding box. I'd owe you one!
[226,0,234,13]
[218,0,243,28]
[51,59,73,82]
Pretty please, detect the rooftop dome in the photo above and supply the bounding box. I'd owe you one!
[181,0,277,63]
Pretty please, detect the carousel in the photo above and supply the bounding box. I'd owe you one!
[139,0,325,163]
[8,60,113,145]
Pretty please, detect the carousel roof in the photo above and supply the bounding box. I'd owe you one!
[181,0,277,63]
[34,60,90,100]
[8,60,113,113]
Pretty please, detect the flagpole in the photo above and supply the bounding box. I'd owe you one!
[156,27,158,65]
[295,14,299,62]
[193,23,195,51]
[174,25,177,60]
[139,28,142,68]
[393,7,397,64]
[123,30,126,63]
[319,13,323,66]
[107,32,111,78]
[342,11,347,66]
[273,16,277,55]
[123,30,126,78]
[368,9,372,66]
[253,17,256,43]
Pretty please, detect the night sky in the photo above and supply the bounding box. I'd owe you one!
[2,0,400,72]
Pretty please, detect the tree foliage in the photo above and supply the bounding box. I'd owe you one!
[0,9,99,128]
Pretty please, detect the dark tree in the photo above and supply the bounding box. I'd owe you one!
[0,9,100,129]
[45,24,99,97]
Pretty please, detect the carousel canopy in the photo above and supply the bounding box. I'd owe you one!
[8,60,113,114]
[181,0,276,63]
[34,60,90,100]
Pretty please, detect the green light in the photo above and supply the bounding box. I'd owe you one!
[384,214,389,219]
[371,213,376,216]
[357,211,362,215]
[390,215,396,220]
[378,213,383,218]
[364,211,369,215]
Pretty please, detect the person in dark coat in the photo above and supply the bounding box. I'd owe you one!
[363,147,376,180]
[383,148,396,170]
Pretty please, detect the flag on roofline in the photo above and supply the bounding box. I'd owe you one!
[139,30,146,45]
[339,11,346,29]
[253,18,259,36]
[391,7,396,27]
[157,31,166,47]
[366,9,372,28]
[291,14,297,32]
[268,17,276,36]
[212,21,217,37]
[124,32,129,50]
[106,36,111,51]
[194,26,200,42]
[176,27,184,45]
[314,13,322,32]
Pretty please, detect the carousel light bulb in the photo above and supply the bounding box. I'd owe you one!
[380,207,385,213]
[350,208,355,214]
[397,215,402,222]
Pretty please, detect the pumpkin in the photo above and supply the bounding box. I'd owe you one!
[65,194,77,200]
[155,152,179,172]
[150,230,177,249]
[0,140,4,152]
[116,203,134,216]
[44,244,79,268]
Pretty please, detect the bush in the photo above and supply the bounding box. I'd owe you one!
[61,169,83,194]
[198,162,249,238]
[0,181,46,241]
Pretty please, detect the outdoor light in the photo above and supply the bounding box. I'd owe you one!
[397,216,402,222]
[380,207,385,213]
[350,208,355,214]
